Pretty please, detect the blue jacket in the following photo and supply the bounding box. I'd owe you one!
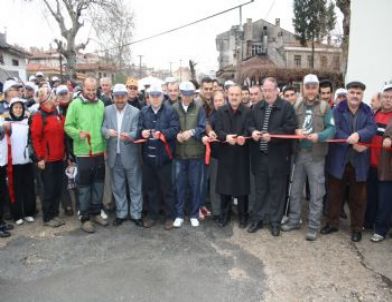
[138,103,180,167]
[326,100,377,181]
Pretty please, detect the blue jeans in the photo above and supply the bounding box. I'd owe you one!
[175,159,203,219]
[76,156,105,221]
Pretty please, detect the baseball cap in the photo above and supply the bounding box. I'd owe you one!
[56,85,69,95]
[126,77,138,88]
[3,80,22,93]
[224,80,235,89]
[148,84,163,97]
[113,83,128,97]
[179,81,196,96]
[334,88,348,99]
[36,72,44,77]
[382,83,392,93]
[303,74,319,85]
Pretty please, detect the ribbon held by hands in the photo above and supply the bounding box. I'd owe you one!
[156,131,173,160]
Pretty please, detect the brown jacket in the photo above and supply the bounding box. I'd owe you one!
[378,120,392,181]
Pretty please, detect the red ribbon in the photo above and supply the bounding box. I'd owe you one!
[205,141,212,165]
[157,132,173,160]
[5,129,15,204]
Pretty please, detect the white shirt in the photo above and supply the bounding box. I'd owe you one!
[182,104,189,112]
[116,108,125,154]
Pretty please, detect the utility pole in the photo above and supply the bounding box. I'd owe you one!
[138,55,143,78]
[169,62,173,76]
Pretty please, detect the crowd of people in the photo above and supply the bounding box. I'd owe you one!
[0,71,391,244]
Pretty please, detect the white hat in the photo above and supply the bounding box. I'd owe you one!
[36,72,44,77]
[165,77,177,84]
[224,80,235,88]
[148,84,163,96]
[28,75,37,82]
[382,83,392,93]
[3,80,22,93]
[52,76,60,82]
[334,88,348,100]
[9,97,25,106]
[56,85,68,95]
[303,74,319,85]
[25,81,37,91]
[112,83,128,96]
[179,81,196,96]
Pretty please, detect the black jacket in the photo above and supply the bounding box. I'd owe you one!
[248,98,297,176]
[215,104,251,196]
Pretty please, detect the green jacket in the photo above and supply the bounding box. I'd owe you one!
[65,96,105,157]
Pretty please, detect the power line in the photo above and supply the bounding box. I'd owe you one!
[92,0,255,55]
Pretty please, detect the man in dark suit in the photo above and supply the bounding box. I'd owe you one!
[247,77,297,236]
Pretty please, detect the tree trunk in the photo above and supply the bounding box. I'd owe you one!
[336,0,351,75]
[64,50,77,79]
[311,39,315,70]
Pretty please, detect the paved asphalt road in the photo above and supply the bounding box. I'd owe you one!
[0,219,265,302]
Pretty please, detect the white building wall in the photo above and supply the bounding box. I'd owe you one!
[346,0,392,102]
[1,52,27,81]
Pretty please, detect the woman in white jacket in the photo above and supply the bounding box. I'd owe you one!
[6,98,36,225]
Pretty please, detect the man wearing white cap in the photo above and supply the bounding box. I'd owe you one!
[139,84,180,229]
[172,81,206,227]
[102,83,143,227]
[282,74,336,241]
[24,82,37,108]
[334,88,348,106]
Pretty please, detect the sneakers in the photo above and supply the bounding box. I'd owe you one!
[306,229,318,241]
[0,226,11,238]
[173,218,184,228]
[100,209,108,220]
[370,233,384,243]
[24,216,35,223]
[15,219,24,226]
[44,219,63,228]
[281,223,300,232]
[93,215,109,227]
[190,218,200,227]
[81,220,95,233]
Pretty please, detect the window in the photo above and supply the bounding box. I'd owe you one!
[0,53,4,65]
[12,59,19,66]
[294,55,302,68]
[320,56,328,69]
[252,44,262,56]
[333,56,340,70]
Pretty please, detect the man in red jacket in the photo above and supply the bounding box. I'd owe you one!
[30,93,66,228]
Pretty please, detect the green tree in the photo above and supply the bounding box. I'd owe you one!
[293,0,336,69]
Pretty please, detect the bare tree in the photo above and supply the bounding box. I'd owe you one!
[26,0,111,79]
[91,0,134,81]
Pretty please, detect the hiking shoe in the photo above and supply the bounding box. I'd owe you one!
[15,219,24,226]
[306,229,318,241]
[93,215,109,227]
[370,233,384,243]
[143,218,156,228]
[281,223,300,232]
[24,216,35,223]
[164,219,173,230]
[81,220,95,233]
[100,209,108,220]
[44,219,63,228]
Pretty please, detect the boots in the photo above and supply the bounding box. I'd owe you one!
[217,195,231,227]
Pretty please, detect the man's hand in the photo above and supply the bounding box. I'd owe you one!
[107,129,118,137]
[208,130,217,140]
[383,137,392,149]
[307,133,319,143]
[261,132,271,142]
[79,131,89,140]
[177,132,184,143]
[153,130,161,140]
[141,130,150,139]
[353,144,368,153]
[119,132,130,141]
[202,136,209,145]
[295,129,305,137]
[226,134,237,145]
[2,121,10,131]
[252,130,262,141]
[347,132,360,145]
[182,130,193,141]
[37,160,45,170]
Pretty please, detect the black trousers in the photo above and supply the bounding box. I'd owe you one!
[0,166,9,222]
[220,195,248,220]
[41,161,64,222]
[11,163,36,221]
[251,154,288,228]
[143,162,174,220]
